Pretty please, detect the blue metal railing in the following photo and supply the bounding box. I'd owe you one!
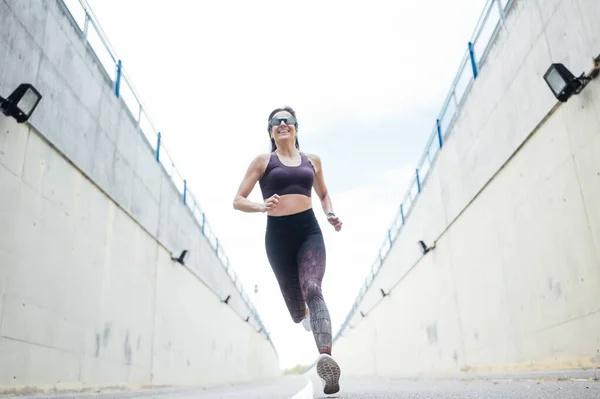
[57,0,271,344]
[333,0,515,342]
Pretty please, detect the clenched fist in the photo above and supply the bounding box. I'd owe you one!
[261,194,280,212]
[327,213,343,232]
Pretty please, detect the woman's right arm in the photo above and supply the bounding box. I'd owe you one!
[233,154,278,213]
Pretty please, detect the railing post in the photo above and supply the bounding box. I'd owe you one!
[82,12,90,40]
[215,238,219,255]
[183,179,187,205]
[388,229,392,246]
[201,213,206,235]
[468,42,478,79]
[416,168,421,193]
[400,204,405,225]
[436,119,443,148]
[155,132,161,162]
[496,0,506,27]
[115,60,122,97]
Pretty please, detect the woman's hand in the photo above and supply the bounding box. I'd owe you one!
[327,213,343,232]
[262,194,280,212]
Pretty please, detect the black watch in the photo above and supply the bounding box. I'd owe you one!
[327,212,335,217]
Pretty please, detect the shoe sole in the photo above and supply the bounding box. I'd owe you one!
[317,355,341,395]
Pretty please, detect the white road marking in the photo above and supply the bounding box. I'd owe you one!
[290,377,313,399]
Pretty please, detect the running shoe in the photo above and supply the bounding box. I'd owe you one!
[302,313,312,332]
[316,353,341,395]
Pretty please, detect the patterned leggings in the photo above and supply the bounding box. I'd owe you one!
[265,208,332,355]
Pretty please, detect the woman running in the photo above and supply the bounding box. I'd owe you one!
[233,106,342,394]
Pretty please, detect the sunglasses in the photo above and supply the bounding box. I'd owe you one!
[269,115,297,127]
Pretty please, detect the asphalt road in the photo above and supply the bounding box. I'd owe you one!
[102,375,600,399]
[10,375,598,399]
[142,376,307,399]
[303,373,600,399]
[315,379,600,398]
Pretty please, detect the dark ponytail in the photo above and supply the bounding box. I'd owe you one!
[267,106,300,152]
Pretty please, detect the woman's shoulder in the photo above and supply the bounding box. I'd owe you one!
[250,152,274,171]
[254,152,273,162]
[302,152,322,171]
[249,152,273,162]
[303,152,321,161]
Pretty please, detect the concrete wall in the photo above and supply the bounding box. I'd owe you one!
[0,0,279,393]
[333,0,600,377]
[0,114,279,394]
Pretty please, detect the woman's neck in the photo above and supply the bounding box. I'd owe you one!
[275,143,298,157]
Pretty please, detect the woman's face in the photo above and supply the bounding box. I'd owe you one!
[269,111,297,145]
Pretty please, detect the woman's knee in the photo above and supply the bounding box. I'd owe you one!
[303,279,323,300]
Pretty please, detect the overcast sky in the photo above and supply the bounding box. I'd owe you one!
[71,0,487,370]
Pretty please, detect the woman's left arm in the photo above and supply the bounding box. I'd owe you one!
[310,154,343,232]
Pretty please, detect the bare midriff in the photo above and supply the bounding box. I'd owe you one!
[267,194,312,217]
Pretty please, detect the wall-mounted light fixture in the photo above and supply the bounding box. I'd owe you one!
[221,294,231,304]
[543,63,592,102]
[418,240,432,255]
[0,83,43,123]
[170,250,188,265]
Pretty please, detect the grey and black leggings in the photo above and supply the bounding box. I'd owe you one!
[265,208,332,355]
